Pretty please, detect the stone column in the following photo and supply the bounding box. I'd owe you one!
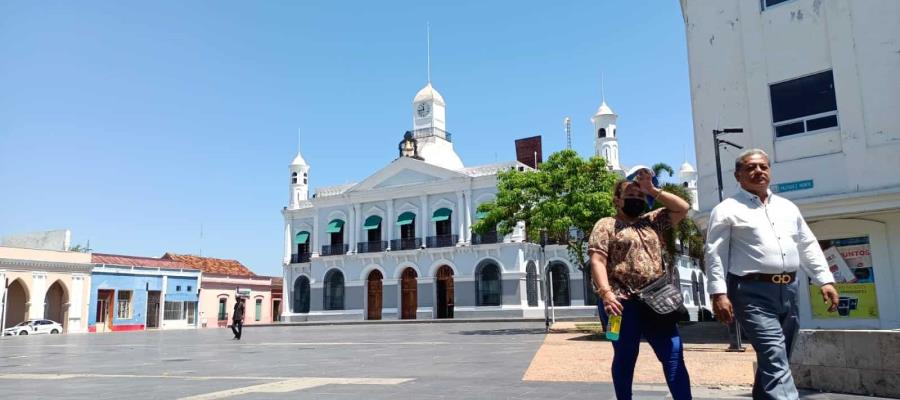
[465,189,474,243]
[69,274,85,332]
[456,191,466,245]
[284,221,292,264]
[353,203,362,253]
[312,215,320,257]
[386,200,394,250]
[30,272,47,320]
[348,205,356,254]
[420,195,429,247]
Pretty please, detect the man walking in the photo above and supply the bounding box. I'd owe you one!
[231,298,245,340]
[705,149,839,399]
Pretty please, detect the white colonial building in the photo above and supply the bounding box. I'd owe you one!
[682,0,900,329]
[280,81,627,322]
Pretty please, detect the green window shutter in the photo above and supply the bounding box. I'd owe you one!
[294,231,310,244]
[255,299,262,321]
[396,212,416,226]
[363,215,383,230]
[431,208,452,222]
[325,219,345,233]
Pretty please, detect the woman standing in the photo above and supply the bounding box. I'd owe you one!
[588,168,692,400]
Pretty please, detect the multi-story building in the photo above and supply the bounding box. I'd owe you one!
[681,0,900,328]
[279,82,637,322]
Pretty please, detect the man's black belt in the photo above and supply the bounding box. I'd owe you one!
[731,272,796,284]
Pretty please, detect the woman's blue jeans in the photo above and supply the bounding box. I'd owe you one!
[598,299,692,400]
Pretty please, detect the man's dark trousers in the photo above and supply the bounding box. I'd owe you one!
[231,320,243,340]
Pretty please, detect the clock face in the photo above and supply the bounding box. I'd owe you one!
[416,102,432,118]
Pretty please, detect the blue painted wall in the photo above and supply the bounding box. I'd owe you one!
[88,272,162,328]
[165,276,200,302]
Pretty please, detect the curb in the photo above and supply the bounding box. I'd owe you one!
[246,316,598,329]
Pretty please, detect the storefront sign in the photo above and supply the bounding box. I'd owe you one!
[772,179,814,193]
[809,236,879,319]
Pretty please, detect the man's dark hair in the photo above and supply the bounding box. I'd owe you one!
[613,179,632,199]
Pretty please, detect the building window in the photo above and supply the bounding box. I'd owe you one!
[176,285,181,292]
[526,262,539,307]
[164,301,184,320]
[187,286,192,292]
[770,70,838,138]
[291,172,298,184]
[598,128,606,138]
[548,262,571,307]
[323,269,345,311]
[116,291,133,319]
[761,0,794,10]
[582,264,598,306]
[293,276,311,313]
[217,298,228,321]
[255,298,262,322]
[476,262,502,306]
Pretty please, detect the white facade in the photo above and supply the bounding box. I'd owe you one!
[681,0,900,328]
[281,83,606,321]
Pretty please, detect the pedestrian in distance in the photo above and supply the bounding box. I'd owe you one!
[231,298,245,340]
[589,166,693,400]
[705,149,840,400]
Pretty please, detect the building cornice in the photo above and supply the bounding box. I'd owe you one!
[0,258,94,274]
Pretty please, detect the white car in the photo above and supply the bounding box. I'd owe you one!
[3,319,63,336]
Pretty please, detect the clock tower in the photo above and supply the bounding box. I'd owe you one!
[413,82,446,132]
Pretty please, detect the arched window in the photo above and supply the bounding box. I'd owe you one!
[291,172,298,184]
[295,231,310,257]
[292,276,310,313]
[598,128,606,138]
[326,219,345,244]
[526,262,538,307]
[217,297,228,321]
[548,262,571,307]
[582,264,598,306]
[323,269,345,310]
[476,262,502,306]
[255,298,263,321]
[432,208,452,236]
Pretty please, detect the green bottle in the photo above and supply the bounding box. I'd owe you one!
[606,314,622,341]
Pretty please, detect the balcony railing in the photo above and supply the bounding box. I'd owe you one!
[472,231,500,245]
[321,243,349,257]
[410,127,452,142]
[391,237,422,251]
[357,240,387,254]
[290,253,311,263]
[426,234,458,248]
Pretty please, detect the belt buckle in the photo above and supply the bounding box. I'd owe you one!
[771,274,792,284]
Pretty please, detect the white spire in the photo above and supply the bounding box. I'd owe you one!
[290,128,307,166]
[427,22,431,84]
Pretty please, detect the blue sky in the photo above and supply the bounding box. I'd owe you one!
[0,1,695,276]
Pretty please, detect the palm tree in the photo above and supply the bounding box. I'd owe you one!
[651,162,675,179]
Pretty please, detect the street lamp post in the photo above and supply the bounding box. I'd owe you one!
[540,230,550,333]
[712,127,747,352]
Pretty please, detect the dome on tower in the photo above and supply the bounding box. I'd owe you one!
[593,101,615,117]
[290,151,307,166]
[414,83,445,105]
[679,161,696,180]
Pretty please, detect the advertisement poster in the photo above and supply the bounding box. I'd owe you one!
[809,236,879,319]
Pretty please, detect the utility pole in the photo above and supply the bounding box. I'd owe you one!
[712,127,747,352]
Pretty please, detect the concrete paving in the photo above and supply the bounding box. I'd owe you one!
[0,322,889,399]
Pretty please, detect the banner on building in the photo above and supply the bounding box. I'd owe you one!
[809,236,879,319]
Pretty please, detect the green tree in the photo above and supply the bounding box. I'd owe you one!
[471,150,619,266]
[651,182,705,264]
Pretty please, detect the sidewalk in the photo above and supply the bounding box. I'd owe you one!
[524,322,757,387]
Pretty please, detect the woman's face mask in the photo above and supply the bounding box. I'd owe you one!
[622,198,647,218]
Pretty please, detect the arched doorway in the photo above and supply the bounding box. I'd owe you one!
[292,276,310,313]
[435,266,454,319]
[4,279,29,328]
[44,280,68,331]
[367,270,383,320]
[400,268,417,320]
[548,262,571,307]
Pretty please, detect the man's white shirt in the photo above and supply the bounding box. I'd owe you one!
[705,188,835,295]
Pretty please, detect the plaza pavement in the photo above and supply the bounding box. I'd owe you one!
[0,321,886,399]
